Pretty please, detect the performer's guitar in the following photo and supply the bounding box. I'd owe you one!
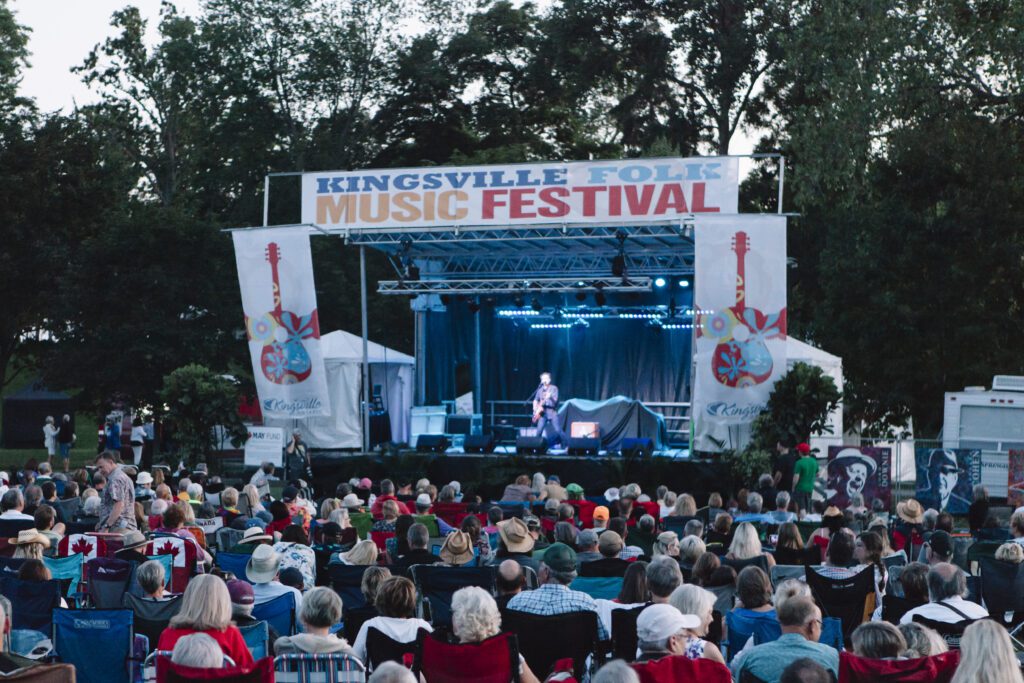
[532,398,544,423]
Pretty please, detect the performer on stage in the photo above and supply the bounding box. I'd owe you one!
[531,372,564,447]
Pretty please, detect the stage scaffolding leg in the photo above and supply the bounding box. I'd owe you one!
[473,297,482,414]
[415,309,427,405]
[360,246,370,454]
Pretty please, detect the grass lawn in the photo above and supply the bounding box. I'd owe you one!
[0,447,100,471]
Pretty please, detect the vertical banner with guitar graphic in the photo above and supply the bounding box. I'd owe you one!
[232,228,330,419]
[692,215,787,447]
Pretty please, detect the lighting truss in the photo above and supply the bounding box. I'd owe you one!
[497,304,696,323]
[378,276,653,296]
[438,251,693,278]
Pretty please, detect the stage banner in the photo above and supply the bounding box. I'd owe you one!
[692,215,787,431]
[825,446,892,509]
[1009,450,1024,508]
[914,447,980,514]
[232,228,330,419]
[301,157,739,229]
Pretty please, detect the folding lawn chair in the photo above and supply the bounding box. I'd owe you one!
[409,565,495,626]
[273,653,365,683]
[52,608,135,683]
[414,630,519,683]
[252,592,296,638]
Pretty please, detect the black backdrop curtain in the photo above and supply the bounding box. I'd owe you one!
[423,301,692,408]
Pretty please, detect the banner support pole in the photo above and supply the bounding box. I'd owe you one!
[360,245,371,454]
[263,175,270,226]
[777,156,785,214]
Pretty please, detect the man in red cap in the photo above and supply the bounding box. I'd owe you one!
[792,443,817,514]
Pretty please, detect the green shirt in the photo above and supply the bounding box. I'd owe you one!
[793,455,819,493]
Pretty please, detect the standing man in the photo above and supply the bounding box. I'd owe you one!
[792,443,818,515]
[773,442,797,495]
[57,415,75,473]
[531,372,564,447]
[284,428,312,486]
[94,450,136,532]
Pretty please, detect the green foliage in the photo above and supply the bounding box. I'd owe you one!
[159,364,248,468]
[751,362,841,449]
[721,447,773,490]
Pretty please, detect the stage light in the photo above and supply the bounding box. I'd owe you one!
[576,281,585,287]
[654,277,666,288]
[678,279,690,288]
[531,322,572,330]
[531,297,543,312]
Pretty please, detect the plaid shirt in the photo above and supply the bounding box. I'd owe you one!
[506,583,609,640]
[619,545,644,561]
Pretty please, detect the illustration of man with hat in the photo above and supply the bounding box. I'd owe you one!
[824,448,878,509]
[924,449,972,513]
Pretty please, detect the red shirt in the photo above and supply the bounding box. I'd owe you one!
[370,494,410,518]
[266,518,291,537]
[157,626,254,667]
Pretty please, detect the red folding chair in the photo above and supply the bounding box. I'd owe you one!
[146,535,198,593]
[838,650,959,683]
[370,531,395,553]
[631,654,732,683]
[415,630,520,683]
[567,500,597,528]
[156,656,274,683]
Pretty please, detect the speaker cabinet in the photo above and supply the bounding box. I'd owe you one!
[515,436,548,455]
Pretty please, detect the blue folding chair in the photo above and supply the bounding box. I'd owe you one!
[569,576,623,600]
[215,551,253,583]
[0,557,26,577]
[146,553,173,587]
[274,652,366,683]
[820,616,844,651]
[253,592,296,638]
[52,608,135,683]
[239,620,270,660]
[328,564,373,609]
[43,553,84,601]
[409,565,495,626]
[0,576,61,633]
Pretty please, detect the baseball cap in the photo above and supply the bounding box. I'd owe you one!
[636,604,700,642]
[566,483,584,495]
[928,530,953,559]
[416,493,432,507]
[796,443,811,454]
[593,506,610,521]
[226,579,254,605]
[543,542,577,573]
[358,477,372,489]
[523,515,541,530]
[281,486,299,502]
[578,529,598,547]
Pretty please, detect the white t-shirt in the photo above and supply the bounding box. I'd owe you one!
[899,597,988,624]
[353,616,432,662]
[0,510,34,521]
[130,426,146,443]
[595,599,645,638]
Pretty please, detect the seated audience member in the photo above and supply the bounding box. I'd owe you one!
[34,505,63,548]
[437,531,474,568]
[353,566,390,624]
[593,659,640,683]
[809,506,845,554]
[274,586,355,656]
[670,493,697,519]
[17,559,68,607]
[727,522,777,569]
[229,526,273,555]
[524,515,550,551]
[506,542,608,640]
[735,491,770,524]
[730,565,777,638]
[592,506,610,532]
[496,559,526,609]
[898,621,948,658]
[553,521,577,547]
[606,517,643,560]
[706,512,734,547]
[114,530,150,565]
[854,530,888,596]
[617,561,649,604]
[630,516,658,558]
[413,494,454,535]
[451,587,541,683]
[138,559,170,600]
[369,661,418,683]
[667,584,726,664]
[653,530,680,559]
[731,596,838,682]
[482,506,503,534]
[171,632,224,668]
[314,521,353,557]
[891,499,925,552]
[995,542,1024,564]
[774,522,815,565]
[217,487,244,527]
[155,502,213,564]
[491,517,540,572]
[635,603,701,662]
[658,490,677,519]
[246,544,303,626]
[900,562,987,624]
[157,574,254,666]
[773,578,811,610]
[372,500,401,534]
[779,658,834,683]
[335,539,379,566]
[388,515,415,559]
[370,479,410,517]
[810,531,859,579]
[647,556,683,604]
[953,620,1023,683]
[353,576,432,662]
[11,529,49,560]
[691,552,722,587]
[851,621,906,660]
[278,567,305,592]
[683,518,704,540]
[576,529,601,565]
[543,475,568,502]
[0,490,33,520]
[771,491,797,524]
[922,529,955,566]
[898,562,931,606]
[393,523,437,569]
[580,530,630,577]
[501,474,535,503]
[678,535,706,574]
[459,514,491,564]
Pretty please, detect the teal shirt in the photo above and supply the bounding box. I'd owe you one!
[731,632,839,683]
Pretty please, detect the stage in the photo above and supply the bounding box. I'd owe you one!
[310,449,728,502]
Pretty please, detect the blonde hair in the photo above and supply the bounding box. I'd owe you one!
[995,542,1024,564]
[451,586,501,643]
[951,620,1024,683]
[320,498,341,520]
[169,574,232,631]
[13,544,43,561]
[653,531,679,556]
[177,500,196,525]
[729,522,763,560]
[328,507,350,528]
[343,539,379,566]
[673,494,697,517]
[898,622,948,658]
[221,487,239,509]
[242,484,260,509]
[382,499,399,520]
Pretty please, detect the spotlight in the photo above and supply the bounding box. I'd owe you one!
[678,279,690,288]
[531,297,543,312]
[654,277,666,288]
[595,290,607,307]
[514,295,525,309]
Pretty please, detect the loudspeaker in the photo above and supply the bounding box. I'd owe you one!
[463,434,495,454]
[516,436,548,455]
[567,437,600,456]
[620,437,654,457]
[416,434,449,453]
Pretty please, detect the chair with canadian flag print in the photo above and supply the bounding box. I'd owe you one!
[58,534,107,596]
[146,535,197,593]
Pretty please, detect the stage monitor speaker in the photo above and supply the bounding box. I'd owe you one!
[463,434,495,454]
[620,437,654,457]
[516,436,548,456]
[416,434,449,453]
[567,437,600,456]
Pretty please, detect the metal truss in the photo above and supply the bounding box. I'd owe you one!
[436,251,694,278]
[378,276,653,296]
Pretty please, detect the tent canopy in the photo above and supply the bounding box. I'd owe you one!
[321,330,414,365]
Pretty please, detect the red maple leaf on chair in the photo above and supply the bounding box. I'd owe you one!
[157,540,180,559]
[71,538,93,556]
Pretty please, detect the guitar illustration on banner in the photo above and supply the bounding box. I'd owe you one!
[698,230,786,388]
[244,242,320,385]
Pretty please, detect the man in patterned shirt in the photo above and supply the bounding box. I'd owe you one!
[505,542,608,640]
[95,450,137,532]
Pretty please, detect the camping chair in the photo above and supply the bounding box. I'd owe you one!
[273,653,366,683]
[706,584,737,615]
[238,621,270,660]
[58,534,106,562]
[882,550,908,571]
[215,552,252,583]
[252,592,296,638]
[349,513,374,540]
[415,630,520,683]
[721,555,771,575]
[0,662,77,682]
[123,593,183,653]
[216,528,245,553]
[838,650,959,683]
[342,605,378,644]
[145,536,197,593]
[887,565,905,596]
[912,615,982,650]
[413,515,440,536]
[804,564,876,643]
[611,604,647,662]
[502,610,599,680]
[1,576,61,633]
[966,540,1002,574]
[725,609,780,661]
[769,564,805,586]
[881,595,924,625]
[52,608,135,683]
[409,565,495,626]
[569,576,623,600]
[631,655,733,683]
[42,553,83,602]
[0,557,26,578]
[979,557,1024,628]
[156,655,274,683]
[56,498,81,525]
[369,531,394,553]
[328,564,373,609]
[86,557,133,609]
[431,502,467,527]
[662,516,698,536]
[365,626,428,673]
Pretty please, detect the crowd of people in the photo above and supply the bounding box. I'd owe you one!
[0,440,1022,682]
